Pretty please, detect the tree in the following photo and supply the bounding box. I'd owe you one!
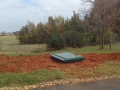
[84,0,119,49]
[18,21,37,44]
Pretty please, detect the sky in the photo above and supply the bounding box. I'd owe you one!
[0,0,91,32]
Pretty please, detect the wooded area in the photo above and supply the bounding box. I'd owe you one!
[17,0,120,50]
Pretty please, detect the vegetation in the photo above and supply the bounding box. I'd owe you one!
[0,36,120,55]
[84,0,120,49]
[0,61,120,87]
[0,36,120,88]
[17,0,120,51]
[0,36,46,55]
[97,61,120,76]
[17,14,92,50]
[0,0,120,88]
[0,69,67,87]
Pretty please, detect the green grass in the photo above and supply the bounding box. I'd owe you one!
[0,61,120,88]
[0,36,46,55]
[0,69,67,87]
[0,36,120,55]
[65,61,120,78]
[51,44,120,54]
[97,61,120,76]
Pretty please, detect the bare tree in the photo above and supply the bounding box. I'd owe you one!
[83,0,119,49]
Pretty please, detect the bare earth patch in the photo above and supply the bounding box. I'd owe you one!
[0,53,120,90]
[0,53,120,73]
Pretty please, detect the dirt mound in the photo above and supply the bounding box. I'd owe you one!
[0,53,120,73]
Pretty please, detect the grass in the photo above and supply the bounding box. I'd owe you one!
[0,36,46,55]
[97,61,120,76]
[0,69,67,87]
[50,44,120,54]
[65,61,120,78]
[0,36,120,55]
[0,61,120,88]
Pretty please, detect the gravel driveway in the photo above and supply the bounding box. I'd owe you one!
[32,78,120,90]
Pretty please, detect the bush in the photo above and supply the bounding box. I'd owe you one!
[46,30,91,50]
[47,33,64,50]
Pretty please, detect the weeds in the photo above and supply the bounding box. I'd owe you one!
[0,69,67,87]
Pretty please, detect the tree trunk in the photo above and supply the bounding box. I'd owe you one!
[100,32,104,49]
[102,33,104,49]
[109,34,112,50]
[100,33,102,49]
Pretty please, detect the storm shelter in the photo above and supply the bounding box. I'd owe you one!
[51,52,85,63]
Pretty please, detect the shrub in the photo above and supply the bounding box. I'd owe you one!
[46,30,91,50]
[47,33,64,50]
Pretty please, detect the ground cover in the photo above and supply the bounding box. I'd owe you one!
[0,36,120,88]
[0,53,120,73]
[0,36,46,55]
[0,53,120,87]
[0,36,120,55]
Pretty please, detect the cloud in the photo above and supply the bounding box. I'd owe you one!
[0,0,86,32]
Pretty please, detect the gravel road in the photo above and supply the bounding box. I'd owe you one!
[32,78,120,90]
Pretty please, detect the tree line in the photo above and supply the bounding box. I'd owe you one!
[17,0,120,50]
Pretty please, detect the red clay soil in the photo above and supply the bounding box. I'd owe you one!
[0,53,120,73]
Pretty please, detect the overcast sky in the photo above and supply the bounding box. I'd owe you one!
[0,0,90,32]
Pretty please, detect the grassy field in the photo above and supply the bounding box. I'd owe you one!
[0,36,46,55]
[0,36,120,55]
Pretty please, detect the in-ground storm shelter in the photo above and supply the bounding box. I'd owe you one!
[51,52,85,63]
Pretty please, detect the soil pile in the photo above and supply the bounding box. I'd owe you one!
[0,53,120,73]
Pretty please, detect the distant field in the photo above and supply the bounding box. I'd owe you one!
[0,36,46,55]
[0,35,120,55]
